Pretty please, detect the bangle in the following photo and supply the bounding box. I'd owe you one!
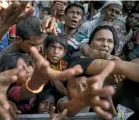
[25,79,45,94]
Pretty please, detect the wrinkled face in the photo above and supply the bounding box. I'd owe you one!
[123,1,136,11]
[56,1,68,15]
[104,4,121,22]
[64,6,83,29]
[67,76,87,99]
[126,13,139,28]
[38,96,55,114]
[46,42,65,64]
[90,29,114,54]
[16,58,33,83]
[21,35,45,55]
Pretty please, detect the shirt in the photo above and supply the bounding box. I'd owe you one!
[56,22,89,62]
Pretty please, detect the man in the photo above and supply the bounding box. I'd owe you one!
[0,16,46,59]
[51,0,69,24]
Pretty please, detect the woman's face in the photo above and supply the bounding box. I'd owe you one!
[90,29,114,54]
[16,58,33,84]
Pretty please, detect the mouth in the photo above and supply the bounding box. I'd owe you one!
[70,20,78,25]
[100,49,108,53]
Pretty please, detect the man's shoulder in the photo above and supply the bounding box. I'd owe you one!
[74,31,88,42]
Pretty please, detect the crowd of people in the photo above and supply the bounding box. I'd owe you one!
[0,0,139,120]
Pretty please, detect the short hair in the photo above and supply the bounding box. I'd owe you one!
[89,25,118,55]
[42,7,50,15]
[44,33,68,51]
[64,3,85,17]
[16,16,42,40]
[0,53,32,72]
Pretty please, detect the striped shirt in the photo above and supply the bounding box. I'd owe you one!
[56,22,89,62]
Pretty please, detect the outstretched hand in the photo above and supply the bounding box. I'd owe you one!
[0,1,33,39]
[87,62,116,120]
[0,68,22,120]
[30,47,83,85]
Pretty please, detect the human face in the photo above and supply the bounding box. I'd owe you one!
[16,58,33,83]
[56,1,68,16]
[46,42,65,64]
[21,35,45,55]
[123,1,136,11]
[38,96,55,114]
[64,6,83,29]
[67,77,87,99]
[126,13,139,28]
[90,29,114,54]
[104,4,121,22]
[25,2,32,13]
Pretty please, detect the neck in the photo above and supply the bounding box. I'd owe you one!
[57,15,65,24]
[64,25,77,37]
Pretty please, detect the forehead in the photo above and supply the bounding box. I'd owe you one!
[94,29,113,38]
[68,77,87,85]
[67,6,83,13]
[50,42,63,47]
[107,4,122,11]
[54,0,68,4]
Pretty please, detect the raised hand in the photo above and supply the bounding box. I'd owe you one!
[50,106,67,120]
[0,1,33,39]
[40,16,57,35]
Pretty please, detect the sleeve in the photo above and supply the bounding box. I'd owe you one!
[57,96,69,113]
[7,85,22,102]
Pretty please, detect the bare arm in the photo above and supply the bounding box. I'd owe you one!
[86,59,139,82]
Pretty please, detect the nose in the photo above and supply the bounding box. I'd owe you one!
[80,85,85,92]
[54,48,59,54]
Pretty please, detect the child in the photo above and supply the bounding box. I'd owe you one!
[35,88,56,114]
[57,76,90,116]
[43,33,68,95]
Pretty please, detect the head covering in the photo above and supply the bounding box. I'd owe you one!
[101,0,123,10]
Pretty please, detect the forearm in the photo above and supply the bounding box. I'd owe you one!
[20,74,47,100]
[60,91,88,117]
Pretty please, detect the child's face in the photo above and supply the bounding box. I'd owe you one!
[38,96,55,114]
[67,77,88,99]
[46,42,65,64]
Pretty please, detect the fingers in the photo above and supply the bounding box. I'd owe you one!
[0,106,11,120]
[47,65,83,81]
[15,8,33,23]
[30,47,49,65]
[0,93,10,110]
[90,86,115,98]
[93,106,113,120]
[58,109,68,120]
[9,104,19,120]
[50,106,56,119]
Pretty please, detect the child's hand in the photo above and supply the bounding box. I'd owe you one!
[50,106,67,120]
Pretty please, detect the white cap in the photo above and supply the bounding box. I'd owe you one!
[101,0,123,10]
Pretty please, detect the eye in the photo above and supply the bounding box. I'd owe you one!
[83,84,87,88]
[72,85,77,90]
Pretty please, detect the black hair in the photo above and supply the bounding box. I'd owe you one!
[35,87,56,112]
[89,25,118,55]
[64,3,85,17]
[0,53,32,72]
[16,16,42,40]
[41,7,50,15]
[44,33,68,52]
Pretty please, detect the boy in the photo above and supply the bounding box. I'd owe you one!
[44,33,68,95]
[57,76,90,117]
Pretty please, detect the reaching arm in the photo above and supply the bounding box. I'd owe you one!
[86,59,139,82]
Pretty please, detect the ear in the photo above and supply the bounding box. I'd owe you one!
[15,36,23,44]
